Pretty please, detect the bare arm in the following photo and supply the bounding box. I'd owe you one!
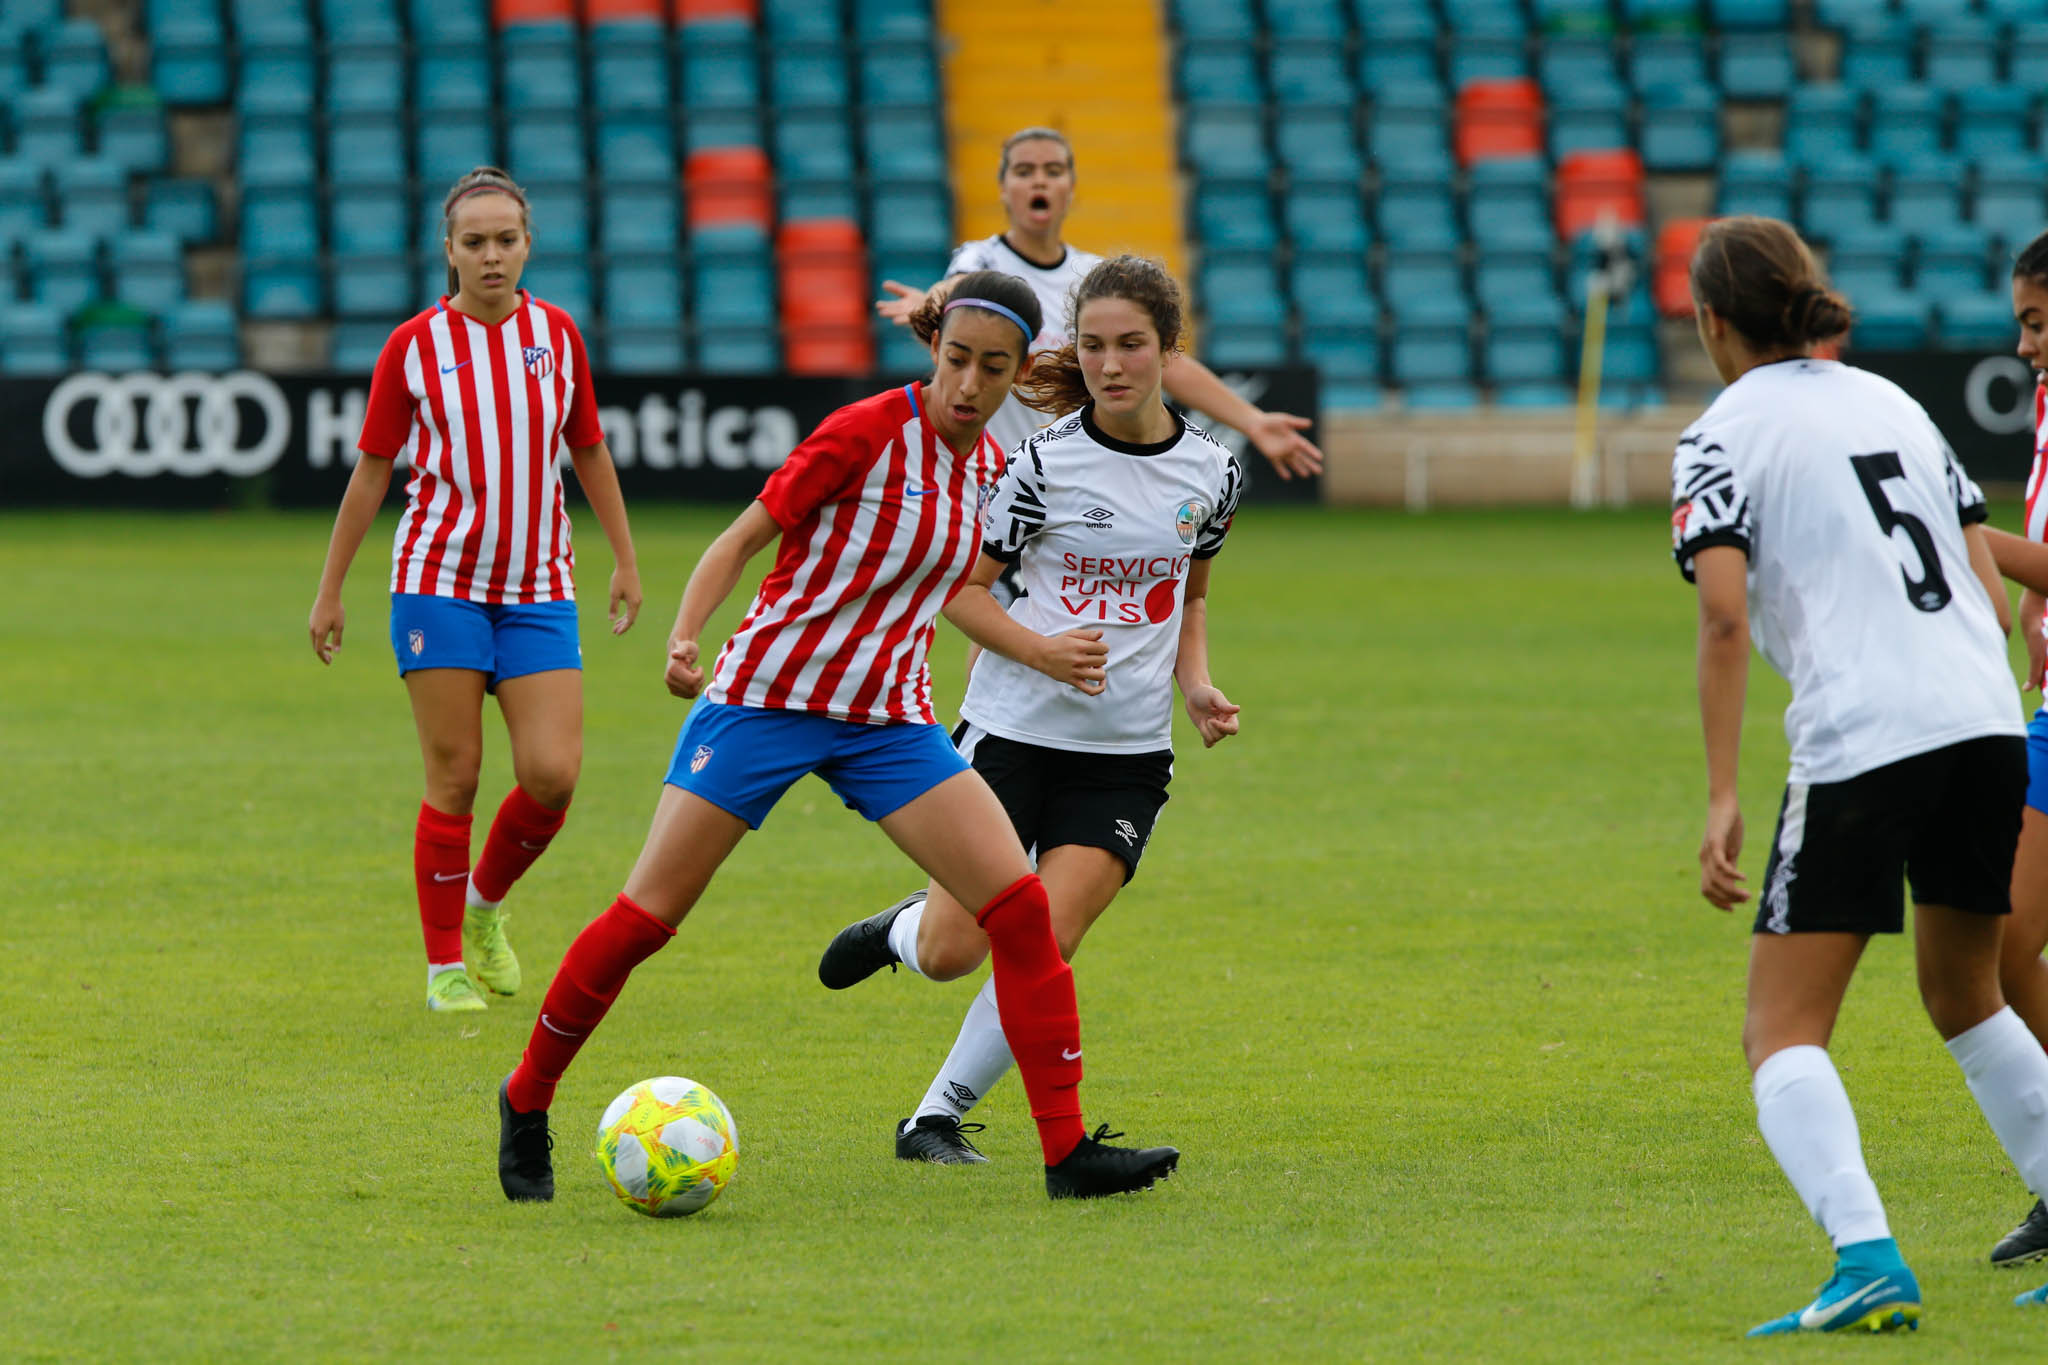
[1162,352,1325,480]
[568,439,642,635]
[1694,546,1751,911]
[1174,558,1240,747]
[307,453,395,663]
[943,553,1107,694]
[2022,588,2047,692]
[1965,522,2011,636]
[663,501,783,698]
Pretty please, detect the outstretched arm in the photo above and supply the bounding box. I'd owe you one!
[1163,353,1325,480]
[664,501,781,698]
[876,273,967,327]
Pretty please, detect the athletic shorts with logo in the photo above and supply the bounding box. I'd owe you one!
[956,722,1172,885]
[389,592,581,689]
[1756,734,2024,935]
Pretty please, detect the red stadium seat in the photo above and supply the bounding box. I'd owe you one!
[586,0,666,19]
[493,0,576,24]
[785,324,875,377]
[1653,217,1710,318]
[674,0,757,19]
[1555,149,1645,241]
[1454,79,1544,167]
[685,146,772,230]
[778,218,869,328]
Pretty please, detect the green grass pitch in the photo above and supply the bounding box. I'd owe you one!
[5,502,2047,1361]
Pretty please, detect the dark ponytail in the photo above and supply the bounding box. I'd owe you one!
[907,268,1043,356]
[1689,215,1851,349]
[1013,254,1185,416]
[2015,228,2048,291]
[440,165,529,295]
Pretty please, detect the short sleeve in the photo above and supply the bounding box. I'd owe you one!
[756,402,876,530]
[1193,455,1244,560]
[944,239,987,277]
[358,326,418,460]
[979,438,1050,564]
[1939,435,1988,528]
[560,315,602,449]
[1670,434,1753,583]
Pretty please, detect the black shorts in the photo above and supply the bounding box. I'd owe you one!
[955,723,1172,884]
[1755,734,2025,936]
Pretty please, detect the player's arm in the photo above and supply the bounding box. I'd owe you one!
[1174,558,1240,748]
[1694,545,1751,911]
[663,502,781,699]
[1985,526,2048,598]
[943,553,1107,694]
[307,451,394,664]
[1162,353,1324,480]
[2021,587,2047,692]
[1964,523,2012,636]
[877,272,968,326]
[567,439,643,636]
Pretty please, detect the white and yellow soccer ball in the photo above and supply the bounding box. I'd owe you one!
[593,1076,738,1217]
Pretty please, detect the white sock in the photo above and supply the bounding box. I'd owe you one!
[427,961,465,985]
[1947,1007,2048,1200]
[887,895,926,977]
[465,881,501,913]
[913,976,1014,1122]
[1753,1044,1892,1249]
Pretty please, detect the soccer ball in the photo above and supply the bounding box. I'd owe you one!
[593,1076,738,1218]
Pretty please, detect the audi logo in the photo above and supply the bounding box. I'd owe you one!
[43,371,292,478]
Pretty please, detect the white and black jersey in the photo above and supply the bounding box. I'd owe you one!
[945,234,1103,453]
[963,404,1241,754]
[1670,357,2021,785]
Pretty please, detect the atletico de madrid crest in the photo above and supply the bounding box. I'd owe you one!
[523,344,554,379]
[407,628,425,656]
[690,744,713,774]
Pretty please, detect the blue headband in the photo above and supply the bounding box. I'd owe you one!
[943,296,1035,347]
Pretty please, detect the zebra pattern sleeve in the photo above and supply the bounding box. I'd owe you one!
[1670,434,1752,584]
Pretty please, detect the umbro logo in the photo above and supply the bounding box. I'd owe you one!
[1114,819,1138,846]
[945,1081,977,1111]
[1083,505,1115,530]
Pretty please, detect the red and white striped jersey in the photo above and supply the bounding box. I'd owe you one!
[706,383,1006,725]
[358,292,603,604]
[2024,383,2048,542]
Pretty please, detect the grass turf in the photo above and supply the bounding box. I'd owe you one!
[3,502,2046,1361]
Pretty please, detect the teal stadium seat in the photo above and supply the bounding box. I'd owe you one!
[1642,85,1721,173]
[328,41,405,116]
[55,157,132,241]
[150,11,228,105]
[1717,149,1792,219]
[162,299,239,370]
[763,0,842,41]
[1924,21,1997,94]
[331,188,407,256]
[1710,0,1787,24]
[506,115,587,183]
[1839,17,1912,93]
[1199,259,1287,328]
[237,40,315,117]
[15,87,84,169]
[680,24,758,111]
[1938,294,2018,349]
[1172,0,1256,42]
[1285,187,1369,254]
[1269,43,1352,109]
[520,257,595,322]
[1183,106,1269,181]
[1264,0,1348,41]
[597,112,676,183]
[143,178,215,243]
[415,48,492,113]
[408,0,486,43]
[590,21,670,111]
[42,20,110,99]
[1955,88,2030,162]
[1890,158,1963,238]
[110,229,183,313]
[503,26,583,112]
[771,45,850,111]
[600,183,680,254]
[1276,108,1360,185]
[1868,86,1944,168]
[1974,157,2048,248]
[859,43,939,111]
[1786,85,1860,166]
[238,115,316,188]
[864,109,945,183]
[855,0,933,40]
[27,227,100,314]
[327,114,405,189]
[0,303,69,375]
[1719,33,1794,100]
[696,326,779,375]
[331,319,395,372]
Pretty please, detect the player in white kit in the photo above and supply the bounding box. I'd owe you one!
[819,256,1244,1164]
[876,127,1323,484]
[1673,216,2048,1333]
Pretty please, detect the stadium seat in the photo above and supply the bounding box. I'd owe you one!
[1381,252,1465,316]
[1800,156,1883,238]
[1376,182,1458,251]
[607,327,688,375]
[1357,20,1438,94]
[1717,149,1793,219]
[23,227,97,316]
[1485,327,1563,385]
[520,256,595,320]
[1180,42,1264,105]
[858,42,938,111]
[54,158,132,242]
[697,326,781,375]
[586,0,665,18]
[237,42,316,117]
[523,180,591,254]
[331,188,408,257]
[681,25,760,111]
[320,0,402,42]
[1494,382,1574,408]
[775,109,855,184]
[1555,149,1645,241]
[42,20,111,99]
[781,180,858,222]
[863,110,945,184]
[604,255,685,327]
[1174,0,1257,42]
[1924,22,1997,94]
[331,319,396,372]
[0,302,69,375]
[1194,184,1279,253]
[1868,86,1945,168]
[327,114,406,189]
[776,218,867,329]
[595,111,676,184]
[239,115,317,189]
[1286,186,1369,253]
[1938,293,2017,348]
[95,93,170,175]
[1454,79,1544,167]
[162,299,240,370]
[1845,289,1931,350]
[0,159,47,246]
[416,114,496,189]
[1537,36,1620,94]
[854,0,929,39]
[1547,83,1629,162]
[503,25,584,111]
[1448,33,1528,88]
[1629,35,1707,91]
[1466,157,1548,243]
[1718,32,1794,100]
[108,229,183,314]
[1955,88,2031,163]
[1915,223,1992,298]
[1974,156,2048,248]
[1184,106,1271,182]
[1392,323,1475,387]
[332,253,414,317]
[1290,257,1376,329]
[1264,0,1348,40]
[1269,42,1352,109]
[1785,85,1861,167]
[874,314,932,375]
[415,47,494,113]
[1484,276,1567,328]
[328,40,405,115]
[867,182,949,254]
[1535,0,1614,34]
[506,115,587,182]
[411,0,488,41]
[1652,218,1709,318]
[152,16,230,105]
[770,44,850,110]
[1640,85,1720,172]
[2015,25,2048,92]
[786,324,874,376]
[686,146,773,231]
[1276,107,1360,184]
[1828,224,1909,294]
[144,178,216,244]
[1888,158,1963,237]
[15,87,85,170]
[599,182,680,253]
[1300,324,1382,397]
[245,257,325,319]
[1202,324,1290,369]
[1839,17,1913,92]
[591,21,671,110]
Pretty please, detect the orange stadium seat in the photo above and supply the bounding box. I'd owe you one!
[685,146,773,230]
[1555,148,1645,241]
[785,324,875,377]
[1653,217,1710,318]
[778,218,868,328]
[493,0,576,24]
[586,0,666,20]
[674,0,758,19]
[1454,78,1544,167]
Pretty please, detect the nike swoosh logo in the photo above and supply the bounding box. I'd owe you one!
[539,1013,580,1038]
[1061,1048,1083,1060]
[431,871,466,882]
[518,840,547,850]
[904,486,935,497]
[441,360,470,373]
[1800,1277,1904,1330]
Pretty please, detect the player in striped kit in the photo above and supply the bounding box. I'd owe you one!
[876,127,1323,483]
[308,167,642,1014]
[1673,217,2048,1332]
[817,256,1244,1167]
[494,271,1180,1204]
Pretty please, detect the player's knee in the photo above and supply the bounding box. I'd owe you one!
[1920,975,2004,1040]
[514,748,580,810]
[918,920,987,981]
[423,747,482,810]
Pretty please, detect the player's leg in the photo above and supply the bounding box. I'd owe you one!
[403,666,488,1012]
[467,664,583,996]
[899,843,1126,1163]
[1991,721,2048,1264]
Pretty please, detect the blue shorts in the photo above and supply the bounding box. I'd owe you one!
[2027,709,2048,815]
[389,593,581,689]
[664,702,970,829]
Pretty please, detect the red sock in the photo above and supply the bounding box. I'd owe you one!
[505,895,674,1113]
[470,785,568,905]
[977,874,1086,1165]
[414,803,472,965]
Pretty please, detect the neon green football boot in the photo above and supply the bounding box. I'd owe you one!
[426,966,487,1012]
[463,905,522,997]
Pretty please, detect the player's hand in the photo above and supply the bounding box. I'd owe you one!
[1184,684,1241,747]
[1699,796,1748,911]
[1244,410,1324,480]
[2023,601,2047,692]
[666,639,705,698]
[1035,628,1108,694]
[610,565,643,636]
[875,280,926,326]
[308,595,345,664]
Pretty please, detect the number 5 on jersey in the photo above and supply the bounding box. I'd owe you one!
[1849,451,1953,614]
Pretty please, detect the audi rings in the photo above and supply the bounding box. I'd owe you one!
[42,371,292,478]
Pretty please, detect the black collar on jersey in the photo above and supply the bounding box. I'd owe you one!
[1081,401,1184,457]
[998,233,1067,271]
